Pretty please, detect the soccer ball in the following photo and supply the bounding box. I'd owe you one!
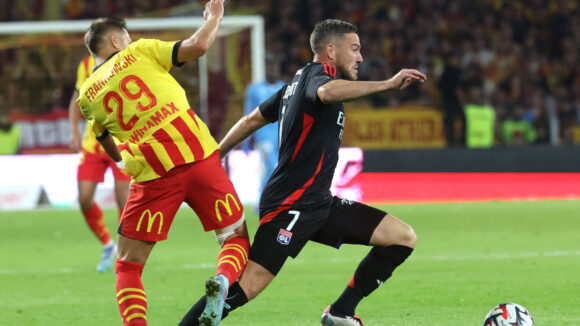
[483,303,535,326]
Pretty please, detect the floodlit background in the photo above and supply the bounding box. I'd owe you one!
[0,1,579,325]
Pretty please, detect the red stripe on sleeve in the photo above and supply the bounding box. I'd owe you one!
[323,63,329,75]
[290,113,314,163]
[187,109,200,129]
[138,142,167,177]
[332,65,337,78]
[259,151,325,226]
[118,143,134,157]
[83,57,91,78]
[152,128,186,166]
[171,116,205,160]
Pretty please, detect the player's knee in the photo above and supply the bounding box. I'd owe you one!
[78,195,94,211]
[240,280,263,301]
[215,215,247,247]
[401,225,417,248]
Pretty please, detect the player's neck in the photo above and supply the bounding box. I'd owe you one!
[313,54,334,66]
[95,50,119,66]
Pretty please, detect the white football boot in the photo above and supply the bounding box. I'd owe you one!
[321,305,365,326]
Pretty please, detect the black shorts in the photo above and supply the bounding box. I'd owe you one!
[249,196,386,275]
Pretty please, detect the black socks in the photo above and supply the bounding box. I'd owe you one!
[330,245,414,316]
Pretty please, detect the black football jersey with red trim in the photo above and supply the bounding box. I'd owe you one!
[258,62,345,217]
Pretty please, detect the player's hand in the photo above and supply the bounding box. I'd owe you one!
[388,69,427,90]
[203,0,225,21]
[69,132,81,152]
[116,159,126,170]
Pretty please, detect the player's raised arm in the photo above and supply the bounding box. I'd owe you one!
[177,0,225,62]
[317,69,426,104]
[219,107,270,158]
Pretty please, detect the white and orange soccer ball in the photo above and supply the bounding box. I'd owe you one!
[483,303,535,326]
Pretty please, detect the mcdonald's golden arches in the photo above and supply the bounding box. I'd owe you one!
[136,209,164,234]
[214,193,240,222]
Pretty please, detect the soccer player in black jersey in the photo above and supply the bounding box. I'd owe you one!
[181,19,426,326]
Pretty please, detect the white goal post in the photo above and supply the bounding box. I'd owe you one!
[0,16,265,120]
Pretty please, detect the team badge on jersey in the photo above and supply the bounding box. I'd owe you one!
[277,229,293,245]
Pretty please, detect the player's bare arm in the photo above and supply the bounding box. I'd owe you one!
[219,107,269,158]
[317,68,426,104]
[177,0,225,62]
[98,134,122,162]
[68,90,82,151]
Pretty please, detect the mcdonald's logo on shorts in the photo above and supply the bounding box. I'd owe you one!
[214,193,241,222]
[136,209,164,234]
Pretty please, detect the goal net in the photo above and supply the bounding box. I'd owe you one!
[0,16,265,153]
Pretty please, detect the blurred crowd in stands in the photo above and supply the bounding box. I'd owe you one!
[1,0,580,147]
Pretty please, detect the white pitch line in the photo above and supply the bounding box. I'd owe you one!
[412,249,580,262]
[0,262,215,275]
[308,249,580,265]
[1,250,579,275]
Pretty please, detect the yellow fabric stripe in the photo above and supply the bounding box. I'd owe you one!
[162,123,194,162]
[222,244,248,263]
[123,304,147,316]
[219,260,239,272]
[223,243,248,258]
[218,255,241,270]
[116,288,146,297]
[126,313,147,322]
[180,112,219,160]
[127,143,161,180]
[150,141,173,172]
[118,294,147,304]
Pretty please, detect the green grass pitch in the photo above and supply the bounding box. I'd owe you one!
[1,200,579,325]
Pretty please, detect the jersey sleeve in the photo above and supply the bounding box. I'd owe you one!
[132,39,184,71]
[75,57,91,90]
[259,85,287,123]
[305,64,334,103]
[85,117,107,140]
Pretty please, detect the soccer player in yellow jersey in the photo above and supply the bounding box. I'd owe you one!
[77,1,250,325]
[68,55,131,273]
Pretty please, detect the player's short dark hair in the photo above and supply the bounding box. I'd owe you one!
[310,19,358,54]
[84,17,127,56]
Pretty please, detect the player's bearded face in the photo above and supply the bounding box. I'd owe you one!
[336,33,362,81]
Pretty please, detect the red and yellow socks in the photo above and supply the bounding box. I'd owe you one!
[82,202,112,245]
[115,260,147,326]
[216,236,250,286]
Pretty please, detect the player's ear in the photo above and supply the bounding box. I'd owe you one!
[110,32,123,51]
[325,43,336,62]
[109,32,119,50]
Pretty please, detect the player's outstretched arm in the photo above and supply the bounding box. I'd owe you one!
[317,68,426,104]
[177,0,224,62]
[98,134,122,162]
[68,90,82,152]
[219,107,269,158]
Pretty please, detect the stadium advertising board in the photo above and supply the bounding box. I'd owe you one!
[341,105,445,149]
[10,110,82,154]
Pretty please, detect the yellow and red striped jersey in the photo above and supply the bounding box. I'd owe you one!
[78,39,219,182]
[75,56,104,154]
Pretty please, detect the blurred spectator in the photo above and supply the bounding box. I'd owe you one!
[464,86,495,148]
[438,52,464,147]
[0,115,20,155]
[2,0,580,146]
[501,105,537,146]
